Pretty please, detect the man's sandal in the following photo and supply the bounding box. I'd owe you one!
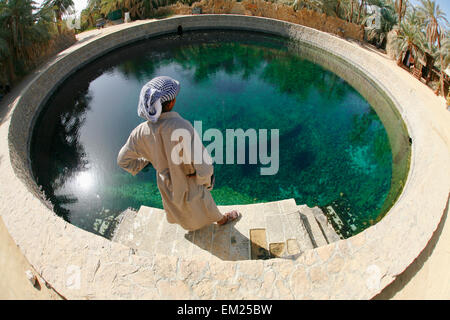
[217,210,240,226]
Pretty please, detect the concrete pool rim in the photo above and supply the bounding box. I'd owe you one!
[3,15,450,299]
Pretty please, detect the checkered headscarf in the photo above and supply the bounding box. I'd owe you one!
[138,76,180,123]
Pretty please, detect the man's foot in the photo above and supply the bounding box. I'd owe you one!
[217,210,240,226]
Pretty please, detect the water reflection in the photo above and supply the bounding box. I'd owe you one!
[75,171,96,192]
[31,31,393,238]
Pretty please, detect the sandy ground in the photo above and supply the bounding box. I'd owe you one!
[0,216,62,299]
[0,19,449,300]
[374,196,450,299]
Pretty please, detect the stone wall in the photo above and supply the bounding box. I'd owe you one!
[156,0,365,41]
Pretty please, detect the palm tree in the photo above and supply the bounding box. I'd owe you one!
[122,0,150,20]
[417,0,448,96]
[0,0,52,84]
[100,0,122,17]
[439,31,449,71]
[357,0,366,24]
[0,28,12,87]
[394,0,407,25]
[42,0,75,34]
[392,19,422,65]
[349,0,354,22]
[81,0,102,28]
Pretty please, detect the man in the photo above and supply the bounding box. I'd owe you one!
[117,76,239,231]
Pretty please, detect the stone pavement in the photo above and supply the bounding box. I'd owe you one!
[112,200,340,262]
[0,217,61,299]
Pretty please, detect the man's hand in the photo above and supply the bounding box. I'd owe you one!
[207,174,215,191]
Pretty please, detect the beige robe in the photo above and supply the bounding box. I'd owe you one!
[117,111,223,231]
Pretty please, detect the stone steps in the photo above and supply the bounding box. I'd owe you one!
[112,199,340,261]
[298,205,341,248]
[309,206,342,243]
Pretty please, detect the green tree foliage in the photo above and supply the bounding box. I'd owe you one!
[78,0,178,27]
[0,0,54,87]
[417,0,448,95]
[42,0,75,34]
[392,15,422,62]
[389,0,448,95]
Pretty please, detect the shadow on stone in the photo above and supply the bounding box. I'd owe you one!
[373,193,449,299]
[76,33,100,45]
[184,219,252,261]
[249,228,271,260]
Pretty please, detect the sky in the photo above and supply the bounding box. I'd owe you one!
[35,0,88,15]
[69,0,89,14]
[410,0,450,22]
[35,0,450,22]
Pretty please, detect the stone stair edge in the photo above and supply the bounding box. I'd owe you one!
[110,208,138,241]
[297,205,328,247]
[134,198,299,214]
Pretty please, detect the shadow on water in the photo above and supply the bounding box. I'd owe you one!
[30,80,93,222]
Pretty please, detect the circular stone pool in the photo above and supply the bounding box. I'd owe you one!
[30,30,409,239]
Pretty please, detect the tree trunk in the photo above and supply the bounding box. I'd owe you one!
[88,13,95,28]
[7,55,16,85]
[11,19,19,57]
[350,1,354,23]
[438,37,445,96]
[56,11,62,34]
[357,0,363,24]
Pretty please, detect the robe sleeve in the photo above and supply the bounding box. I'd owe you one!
[117,128,150,176]
[191,125,214,188]
[163,118,214,188]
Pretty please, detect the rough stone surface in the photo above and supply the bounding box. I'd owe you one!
[112,200,325,261]
[0,15,449,300]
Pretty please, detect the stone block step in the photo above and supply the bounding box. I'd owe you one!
[309,207,341,243]
[250,229,270,260]
[282,211,315,253]
[112,207,167,254]
[112,199,325,261]
[298,205,328,248]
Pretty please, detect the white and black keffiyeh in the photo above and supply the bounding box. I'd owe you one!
[138,76,180,123]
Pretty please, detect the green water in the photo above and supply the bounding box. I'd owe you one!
[31,30,395,238]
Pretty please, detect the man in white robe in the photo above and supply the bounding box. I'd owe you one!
[117,76,238,231]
